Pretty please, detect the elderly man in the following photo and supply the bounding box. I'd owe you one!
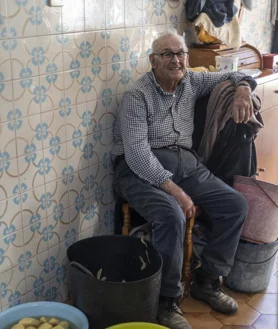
[112,31,256,329]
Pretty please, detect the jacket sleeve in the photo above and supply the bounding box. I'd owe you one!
[189,71,257,99]
[120,90,173,187]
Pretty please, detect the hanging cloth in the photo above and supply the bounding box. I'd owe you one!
[186,0,238,28]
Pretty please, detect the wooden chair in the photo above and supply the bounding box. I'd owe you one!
[121,203,201,298]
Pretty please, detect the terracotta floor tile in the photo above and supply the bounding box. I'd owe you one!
[221,326,254,329]
[247,294,278,314]
[180,297,212,313]
[211,303,260,326]
[253,315,278,329]
[184,312,223,329]
[222,285,254,302]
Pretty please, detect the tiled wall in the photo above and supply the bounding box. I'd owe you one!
[0,0,274,310]
[241,0,273,53]
[0,0,185,309]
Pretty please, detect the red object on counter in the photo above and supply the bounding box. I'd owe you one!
[262,53,278,69]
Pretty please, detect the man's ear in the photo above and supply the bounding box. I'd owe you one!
[186,55,189,67]
[149,54,156,68]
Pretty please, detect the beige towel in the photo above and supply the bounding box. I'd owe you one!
[197,80,263,164]
[194,13,241,49]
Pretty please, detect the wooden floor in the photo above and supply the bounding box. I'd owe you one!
[180,253,278,329]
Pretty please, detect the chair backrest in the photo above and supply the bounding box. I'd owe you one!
[192,94,210,151]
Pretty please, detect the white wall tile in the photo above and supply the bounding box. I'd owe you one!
[0,80,13,122]
[16,114,43,157]
[36,0,63,36]
[63,33,86,71]
[11,37,39,80]
[21,185,47,228]
[85,0,106,31]
[85,31,107,66]
[7,0,37,37]
[62,0,85,33]
[0,38,11,81]
[0,158,19,202]
[0,264,26,307]
[25,250,49,293]
[13,76,40,117]
[64,68,87,106]
[43,142,68,184]
[18,150,45,190]
[0,229,24,274]
[40,72,64,113]
[37,35,63,75]
[0,197,22,240]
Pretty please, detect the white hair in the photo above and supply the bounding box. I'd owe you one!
[151,30,188,54]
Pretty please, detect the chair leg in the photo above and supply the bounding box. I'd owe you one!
[122,204,131,236]
[182,212,196,298]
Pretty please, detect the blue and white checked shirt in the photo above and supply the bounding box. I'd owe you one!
[112,70,256,187]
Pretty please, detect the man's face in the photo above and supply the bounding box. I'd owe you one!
[150,35,188,85]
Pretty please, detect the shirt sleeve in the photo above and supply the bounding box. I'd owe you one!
[120,90,173,187]
[189,71,257,99]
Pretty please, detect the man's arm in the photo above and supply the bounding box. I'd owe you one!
[190,71,256,124]
[189,70,257,99]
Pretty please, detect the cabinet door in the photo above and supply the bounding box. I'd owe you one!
[263,79,278,111]
[255,106,278,184]
[254,84,264,109]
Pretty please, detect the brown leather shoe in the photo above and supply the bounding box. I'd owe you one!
[157,297,192,329]
[191,270,238,314]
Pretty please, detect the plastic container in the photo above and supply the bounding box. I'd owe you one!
[67,236,163,329]
[106,323,168,329]
[0,302,89,329]
[215,55,239,72]
[224,239,278,293]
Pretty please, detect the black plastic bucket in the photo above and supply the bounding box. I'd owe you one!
[224,239,278,293]
[67,235,163,329]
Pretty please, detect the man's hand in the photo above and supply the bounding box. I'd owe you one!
[160,179,196,219]
[174,190,196,219]
[232,85,253,124]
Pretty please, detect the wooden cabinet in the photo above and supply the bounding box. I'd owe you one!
[255,70,278,185]
[263,80,278,111]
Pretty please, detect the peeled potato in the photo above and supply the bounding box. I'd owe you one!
[11,325,25,329]
[40,317,48,323]
[48,319,60,326]
[19,318,41,327]
[38,324,53,329]
[26,327,37,329]
[58,321,69,329]
[52,326,64,329]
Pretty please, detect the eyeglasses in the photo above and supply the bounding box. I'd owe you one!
[153,51,188,61]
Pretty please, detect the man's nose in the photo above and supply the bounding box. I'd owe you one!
[171,54,180,62]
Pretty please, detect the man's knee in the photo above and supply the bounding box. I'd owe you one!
[156,196,186,230]
[231,190,248,219]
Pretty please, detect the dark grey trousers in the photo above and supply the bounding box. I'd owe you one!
[113,147,248,298]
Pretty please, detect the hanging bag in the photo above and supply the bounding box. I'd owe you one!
[233,175,278,244]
